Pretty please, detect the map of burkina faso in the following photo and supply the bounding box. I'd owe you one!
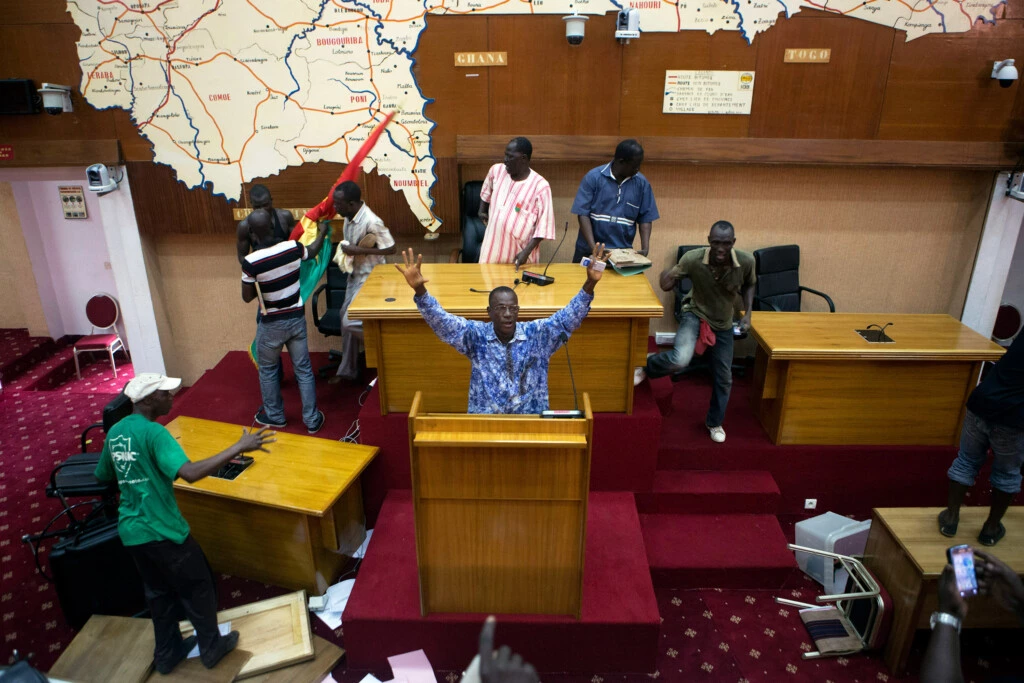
[68,0,1007,231]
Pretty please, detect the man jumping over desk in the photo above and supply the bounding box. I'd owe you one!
[637,220,756,444]
[395,244,606,414]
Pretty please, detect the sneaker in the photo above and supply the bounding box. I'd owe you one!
[707,425,726,443]
[633,367,646,386]
[200,630,239,669]
[254,409,286,429]
[307,410,325,435]
[154,635,197,675]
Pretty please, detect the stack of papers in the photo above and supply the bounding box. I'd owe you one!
[606,249,652,276]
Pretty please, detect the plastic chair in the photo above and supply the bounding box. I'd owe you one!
[775,544,891,659]
[73,293,128,379]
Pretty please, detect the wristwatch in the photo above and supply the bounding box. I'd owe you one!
[930,611,962,634]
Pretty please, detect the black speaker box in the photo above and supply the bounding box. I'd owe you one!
[49,519,146,629]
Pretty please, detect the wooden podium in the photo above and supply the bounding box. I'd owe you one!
[408,392,593,618]
[348,263,663,415]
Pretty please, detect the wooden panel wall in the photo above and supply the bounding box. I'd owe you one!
[1,1,1022,239]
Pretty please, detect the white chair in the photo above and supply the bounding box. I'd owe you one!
[73,293,128,379]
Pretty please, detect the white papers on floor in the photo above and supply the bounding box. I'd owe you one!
[314,578,355,629]
[387,649,437,683]
[354,529,373,558]
[186,622,231,658]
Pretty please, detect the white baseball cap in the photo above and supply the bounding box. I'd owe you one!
[124,373,182,403]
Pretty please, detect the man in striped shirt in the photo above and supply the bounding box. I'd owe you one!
[477,137,556,268]
[241,210,329,434]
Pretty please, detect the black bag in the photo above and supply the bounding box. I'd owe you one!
[49,518,146,629]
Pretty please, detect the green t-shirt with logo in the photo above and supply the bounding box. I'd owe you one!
[94,414,191,546]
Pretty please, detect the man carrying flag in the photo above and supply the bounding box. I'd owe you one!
[246,111,398,366]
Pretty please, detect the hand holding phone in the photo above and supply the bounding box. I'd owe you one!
[947,544,979,597]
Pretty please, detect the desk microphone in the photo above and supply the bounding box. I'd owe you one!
[521,221,570,287]
[542,331,584,419]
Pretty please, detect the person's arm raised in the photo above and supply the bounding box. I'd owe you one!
[581,242,606,296]
[396,247,430,296]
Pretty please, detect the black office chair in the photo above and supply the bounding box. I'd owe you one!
[450,180,486,263]
[670,245,749,379]
[753,245,835,312]
[38,392,131,536]
[311,244,349,378]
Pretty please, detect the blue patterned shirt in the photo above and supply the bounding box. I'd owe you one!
[413,288,595,414]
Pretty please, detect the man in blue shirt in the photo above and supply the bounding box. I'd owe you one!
[395,244,607,414]
[570,139,659,263]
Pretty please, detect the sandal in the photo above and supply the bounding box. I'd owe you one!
[937,510,958,537]
[978,522,1006,546]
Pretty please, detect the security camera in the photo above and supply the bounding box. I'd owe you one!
[38,83,73,115]
[992,59,1018,89]
[86,164,118,194]
[615,8,640,43]
[563,13,588,46]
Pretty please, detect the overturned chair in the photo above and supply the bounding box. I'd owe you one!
[775,544,892,659]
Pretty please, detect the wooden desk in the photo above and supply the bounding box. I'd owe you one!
[169,417,378,594]
[862,507,1024,675]
[347,263,663,414]
[748,313,1004,445]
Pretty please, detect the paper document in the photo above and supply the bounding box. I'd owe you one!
[388,649,437,683]
[314,578,355,629]
[186,622,231,658]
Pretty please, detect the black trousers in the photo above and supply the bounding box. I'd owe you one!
[127,535,222,666]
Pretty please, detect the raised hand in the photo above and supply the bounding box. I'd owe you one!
[584,242,607,288]
[478,617,539,683]
[395,247,429,295]
[235,427,276,454]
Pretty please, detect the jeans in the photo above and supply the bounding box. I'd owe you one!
[336,272,367,379]
[947,409,1024,494]
[127,536,222,667]
[645,311,734,428]
[257,314,319,428]
[256,309,284,381]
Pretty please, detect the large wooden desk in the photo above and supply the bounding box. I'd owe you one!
[863,507,1024,675]
[348,263,663,414]
[169,417,378,595]
[748,313,1004,445]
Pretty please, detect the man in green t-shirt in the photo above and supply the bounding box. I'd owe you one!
[637,221,756,444]
[95,373,275,674]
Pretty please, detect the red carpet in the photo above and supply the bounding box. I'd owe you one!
[5,339,1022,680]
[641,513,797,589]
[655,373,969,517]
[166,351,371,440]
[343,490,662,673]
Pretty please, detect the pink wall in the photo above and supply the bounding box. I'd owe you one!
[1,168,121,339]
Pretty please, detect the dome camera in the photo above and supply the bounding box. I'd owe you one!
[992,59,1018,89]
[38,83,73,115]
[563,13,588,46]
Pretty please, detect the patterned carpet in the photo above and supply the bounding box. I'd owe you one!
[2,333,1021,681]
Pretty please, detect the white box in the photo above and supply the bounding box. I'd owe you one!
[794,512,871,593]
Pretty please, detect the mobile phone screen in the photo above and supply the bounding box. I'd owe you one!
[948,545,978,597]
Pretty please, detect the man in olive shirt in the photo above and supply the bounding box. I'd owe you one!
[637,221,756,443]
[95,374,275,673]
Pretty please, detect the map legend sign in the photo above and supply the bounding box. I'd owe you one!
[663,70,755,115]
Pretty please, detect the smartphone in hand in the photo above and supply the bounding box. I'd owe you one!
[947,544,979,597]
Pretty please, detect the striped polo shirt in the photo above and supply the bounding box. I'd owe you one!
[241,240,309,320]
[478,164,556,264]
